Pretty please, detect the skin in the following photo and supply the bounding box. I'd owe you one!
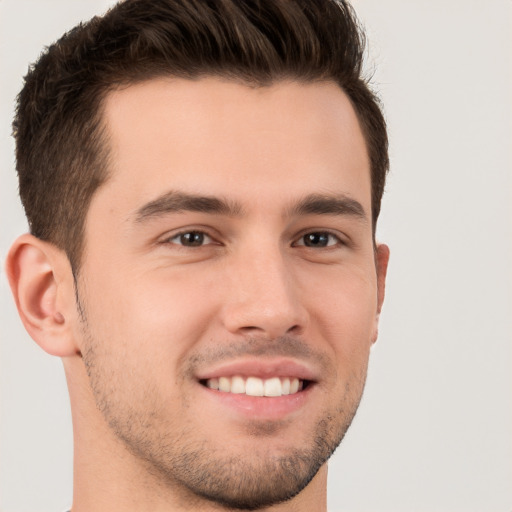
[7,78,389,512]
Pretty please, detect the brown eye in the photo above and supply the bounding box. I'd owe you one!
[170,231,211,247]
[297,232,339,248]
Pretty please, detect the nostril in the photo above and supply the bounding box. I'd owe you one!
[235,323,304,338]
[239,326,264,334]
[286,324,303,335]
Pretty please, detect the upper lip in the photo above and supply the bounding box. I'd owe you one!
[195,358,318,382]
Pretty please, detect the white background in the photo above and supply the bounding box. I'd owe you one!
[1,1,511,511]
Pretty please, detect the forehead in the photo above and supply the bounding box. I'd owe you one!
[97,77,370,216]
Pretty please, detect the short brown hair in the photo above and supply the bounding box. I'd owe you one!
[13,0,388,272]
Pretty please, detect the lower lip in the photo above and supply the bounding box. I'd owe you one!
[199,383,314,420]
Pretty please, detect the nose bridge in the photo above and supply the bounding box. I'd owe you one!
[221,238,307,337]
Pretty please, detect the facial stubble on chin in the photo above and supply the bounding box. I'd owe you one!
[77,294,368,510]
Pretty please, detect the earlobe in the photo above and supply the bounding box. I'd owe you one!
[6,234,79,357]
[371,243,390,343]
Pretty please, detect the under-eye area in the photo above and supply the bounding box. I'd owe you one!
[200,376,313,397]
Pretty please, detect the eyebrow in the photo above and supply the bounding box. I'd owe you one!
[133,190,367,224]
[134,191,243,223]
[289,193,368,222]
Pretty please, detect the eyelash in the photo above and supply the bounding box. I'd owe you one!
[162,229,345,249]
[293,231,344,248]
[165,230,215,247]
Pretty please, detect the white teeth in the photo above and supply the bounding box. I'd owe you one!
[207,377,219,390]
[281,377,291,395]
[204,376,304,397]
[264,377,282,397]
[290,378,300,394]
[231,376,245,394]
[246,377,264,396]
[219,376,231,392]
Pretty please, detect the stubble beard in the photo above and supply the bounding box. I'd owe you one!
[79,316,367,510]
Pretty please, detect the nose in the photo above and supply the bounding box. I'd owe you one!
[220,243,309,339]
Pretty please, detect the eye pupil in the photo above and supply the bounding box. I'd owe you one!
[304,233,329,247]
[180,232,204,246]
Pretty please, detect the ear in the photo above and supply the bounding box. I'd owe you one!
[6,234,80,357]
[371,243,390,343]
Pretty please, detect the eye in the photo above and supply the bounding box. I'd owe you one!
[168,231,213,247]
[295,231,341,248]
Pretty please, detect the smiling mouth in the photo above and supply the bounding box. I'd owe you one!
[200,376,310,397]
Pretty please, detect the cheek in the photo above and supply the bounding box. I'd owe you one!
[77,283,185,418]
[304,266,378,368]
[78,264,221,376]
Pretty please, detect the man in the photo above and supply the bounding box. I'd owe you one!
[6,0,389,510]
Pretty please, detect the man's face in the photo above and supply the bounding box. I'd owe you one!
[75,78,387,509]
